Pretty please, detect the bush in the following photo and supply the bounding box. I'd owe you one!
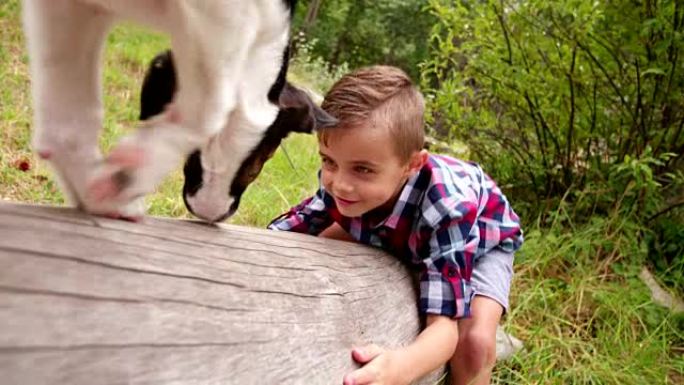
[288,33,349,94]
[291,0,435,79]
[421,0,684,290]
[421,0,684,222]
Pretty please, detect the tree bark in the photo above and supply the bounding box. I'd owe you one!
[0,201,444,385]
[303,0,323,33]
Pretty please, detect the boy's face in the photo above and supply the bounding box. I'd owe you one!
[318,125,426,218]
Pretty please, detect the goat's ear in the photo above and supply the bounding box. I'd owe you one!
[278,82,313,109]
[311,104,337,131]
[278,83,337,133]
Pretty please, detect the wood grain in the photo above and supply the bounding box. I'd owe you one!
[0,201,443,385]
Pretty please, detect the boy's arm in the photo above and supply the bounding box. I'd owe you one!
[316,221,458,384]
[343,315,458,385]
[267,187,334,235]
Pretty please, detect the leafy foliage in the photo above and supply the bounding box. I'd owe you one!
[291,0,435,79]
[421,0,684,305]
[422,0,684,224]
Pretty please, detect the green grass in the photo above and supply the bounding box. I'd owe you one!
[504,215,684,384]
[1,1,682,383]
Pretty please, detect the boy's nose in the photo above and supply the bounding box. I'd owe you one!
[333,174,354,194]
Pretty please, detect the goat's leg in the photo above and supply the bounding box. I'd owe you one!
[87,3,277,207]
[22,0,143,217]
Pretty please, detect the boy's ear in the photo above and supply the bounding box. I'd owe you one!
[407,149,429,175]
[278,83,337,133]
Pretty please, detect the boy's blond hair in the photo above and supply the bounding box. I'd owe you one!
[320,65,425,162]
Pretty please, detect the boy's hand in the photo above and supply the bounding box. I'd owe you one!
[343,316,458,385]
[342,344,411,385]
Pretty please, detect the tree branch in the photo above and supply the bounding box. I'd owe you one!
[494,1,513,65]
[648,199,684,222]
[565,45,577,187]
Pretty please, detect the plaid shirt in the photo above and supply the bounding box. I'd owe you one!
[268,154,523,319]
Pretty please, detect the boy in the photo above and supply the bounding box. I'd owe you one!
[268,66,523,385]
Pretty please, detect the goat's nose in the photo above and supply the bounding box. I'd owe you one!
[184,193,235,223]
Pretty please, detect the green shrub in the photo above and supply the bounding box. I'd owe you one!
[291,0,435,79]
[421,0,684,290]
[421,0,684,222]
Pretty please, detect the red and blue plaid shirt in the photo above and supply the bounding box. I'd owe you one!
[268,154,523,319]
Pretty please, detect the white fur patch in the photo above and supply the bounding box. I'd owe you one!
[22,0,291,219]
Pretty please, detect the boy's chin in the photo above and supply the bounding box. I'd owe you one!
[337,203,391,221]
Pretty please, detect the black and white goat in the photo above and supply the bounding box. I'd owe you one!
[22,0,335,221]
[140,51,333,221]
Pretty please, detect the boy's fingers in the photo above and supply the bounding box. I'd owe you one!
[344,345,386,384]
[351,344,384,364]
[343,365,378,385]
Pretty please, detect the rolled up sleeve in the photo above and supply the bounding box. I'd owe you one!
[419,197,479,319]
[267,187,333,235]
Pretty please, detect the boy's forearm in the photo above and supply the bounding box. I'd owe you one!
[394,315,459,383]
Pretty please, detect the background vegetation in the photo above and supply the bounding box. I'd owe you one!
[1,0,682,383]
[422,0,684,298]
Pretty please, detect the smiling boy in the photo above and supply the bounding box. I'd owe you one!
[268,66,523,385]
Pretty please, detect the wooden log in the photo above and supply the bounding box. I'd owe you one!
[0,201,445,384]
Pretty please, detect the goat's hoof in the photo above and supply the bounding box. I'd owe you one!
[101,211,144,222]
[89,144,147,201]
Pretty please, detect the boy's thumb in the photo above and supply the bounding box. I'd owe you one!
[351,344,384,364]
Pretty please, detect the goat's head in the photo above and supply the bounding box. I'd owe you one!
[140,51,336,222]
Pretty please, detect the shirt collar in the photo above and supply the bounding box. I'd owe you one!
[365,170,421,230]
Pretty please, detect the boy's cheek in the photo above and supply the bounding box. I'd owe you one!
[320,170,333,190]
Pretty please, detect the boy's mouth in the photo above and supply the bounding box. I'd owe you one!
[335,196,358,207]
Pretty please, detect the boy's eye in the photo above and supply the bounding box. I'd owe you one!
[355,166,374,174]
[321,156,335,167]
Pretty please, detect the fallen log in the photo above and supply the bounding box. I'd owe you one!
[0,201,444,384]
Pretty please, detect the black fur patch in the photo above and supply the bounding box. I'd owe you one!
[139,51,176,120]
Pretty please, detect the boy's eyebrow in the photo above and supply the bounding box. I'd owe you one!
[319,150,381,168]
[351,160,380,168]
